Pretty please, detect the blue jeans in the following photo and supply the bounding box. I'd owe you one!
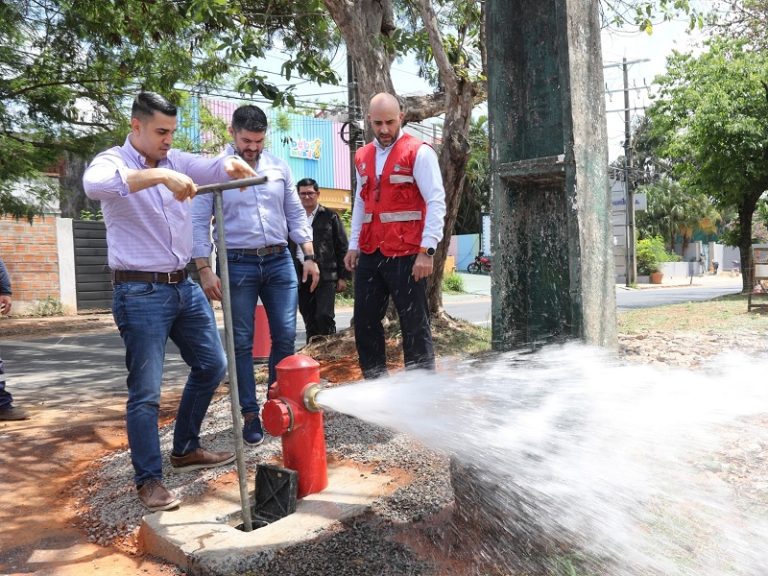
[224,249,297,415]
[0,356,12,409]
[112,278,226,486]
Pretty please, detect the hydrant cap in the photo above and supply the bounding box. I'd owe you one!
[262,399,292,436]
[276,354,319,371]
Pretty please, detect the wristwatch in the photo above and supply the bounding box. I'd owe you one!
[419,247,436,256]
[303,254,316,262]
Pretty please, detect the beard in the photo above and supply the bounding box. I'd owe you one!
[235,146,261,165]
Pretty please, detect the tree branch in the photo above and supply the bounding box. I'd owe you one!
[415,0,457,96]
[401,84,486,123]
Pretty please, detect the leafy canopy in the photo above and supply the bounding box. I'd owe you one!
[0,0,340,217]
[648,37,768,207]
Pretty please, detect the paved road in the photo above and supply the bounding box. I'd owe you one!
[615,284,743,309]
[0,273,743,405]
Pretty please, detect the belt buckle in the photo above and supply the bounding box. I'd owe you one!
[166,272,178,284]
[256,247,269,257]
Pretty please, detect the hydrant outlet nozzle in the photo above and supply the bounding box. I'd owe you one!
[303,383,323,412]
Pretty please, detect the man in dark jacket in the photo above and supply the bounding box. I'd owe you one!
[291,178,350,343]
[0,257,28,420]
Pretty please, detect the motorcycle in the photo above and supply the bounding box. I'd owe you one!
[467,253,492,274]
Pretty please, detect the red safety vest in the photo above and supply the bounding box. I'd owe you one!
[355,133,428,256]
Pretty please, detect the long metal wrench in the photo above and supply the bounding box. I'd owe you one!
[196,176,267,195]
[199,175,267,531]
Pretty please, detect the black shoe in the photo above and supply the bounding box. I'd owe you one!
[243,412,264,446]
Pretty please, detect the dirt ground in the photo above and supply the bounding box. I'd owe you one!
[0,315,183,575]
[0,314,406,576]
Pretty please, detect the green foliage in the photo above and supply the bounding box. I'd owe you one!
[636,176,720,251]
[79,208,103,221]
[455,115,490,234]
[600,0,701,33]
[648,38,768,207]
[29,296,64,317]
[646,36,768,286]
[442,272,464,293]
[0,0,341,217]
[338,209,352,237]
[636,235,679,275]
[174,98,230,155]
[712,0,768,50]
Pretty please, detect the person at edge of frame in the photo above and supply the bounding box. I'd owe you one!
[0,256,29,421]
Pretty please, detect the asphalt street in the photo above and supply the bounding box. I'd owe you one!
[0,273,743,407]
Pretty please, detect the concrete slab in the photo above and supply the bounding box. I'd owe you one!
[139,465,394,576]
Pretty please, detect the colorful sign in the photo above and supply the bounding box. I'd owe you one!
[290,138,322,161]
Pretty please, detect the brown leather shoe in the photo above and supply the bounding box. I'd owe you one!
[0,406,29,421]
[137,479,180,512]
[170,447,235,473]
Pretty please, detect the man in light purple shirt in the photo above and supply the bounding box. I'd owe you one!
[83,91,256,512]
[192,104,319,447]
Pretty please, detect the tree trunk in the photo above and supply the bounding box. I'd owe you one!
[415,0,483,317]
[323,0,396,131]
[427,82,475,315]
[324,0,487,318]
[737,192,763,293]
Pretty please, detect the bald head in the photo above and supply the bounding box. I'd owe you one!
[368,92,404,148]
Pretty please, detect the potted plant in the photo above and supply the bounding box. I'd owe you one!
[636,236,667,284]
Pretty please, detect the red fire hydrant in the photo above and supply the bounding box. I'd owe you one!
[262,354,327,498]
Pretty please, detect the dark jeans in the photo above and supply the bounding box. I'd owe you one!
[298,279,337,343]
[224,249,298,411]
[0,356,12,409]
[112,278,227,486]
[353,251,435,379]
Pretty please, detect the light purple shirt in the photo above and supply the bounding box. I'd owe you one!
[191,144,312,259]
[82,136,232,272]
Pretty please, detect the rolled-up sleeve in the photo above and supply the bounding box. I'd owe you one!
[82,149,131,200]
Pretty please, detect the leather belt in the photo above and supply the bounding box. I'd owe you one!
[112,269,188,284]
[230,245,286,257]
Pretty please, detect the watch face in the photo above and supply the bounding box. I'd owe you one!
[427,247,436,256]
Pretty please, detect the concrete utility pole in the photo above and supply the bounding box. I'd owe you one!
[486,0,617,350]
[605,57,650,286]
[622,58,636,286]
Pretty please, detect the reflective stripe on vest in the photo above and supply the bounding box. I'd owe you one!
[379,211,422,223]
[362,211,421,224]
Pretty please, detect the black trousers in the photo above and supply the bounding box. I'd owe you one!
[353,251,434,379]
[299,278,337,343]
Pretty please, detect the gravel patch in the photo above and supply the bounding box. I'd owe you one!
[77,328,768,574]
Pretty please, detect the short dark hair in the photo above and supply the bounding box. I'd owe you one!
[232,105,268,133]
[296,178,319,192]
[131,92,177,120]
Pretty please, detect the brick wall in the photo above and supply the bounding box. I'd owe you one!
[0,215,61,312]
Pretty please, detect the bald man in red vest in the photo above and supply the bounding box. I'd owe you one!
[344,93,446,379]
